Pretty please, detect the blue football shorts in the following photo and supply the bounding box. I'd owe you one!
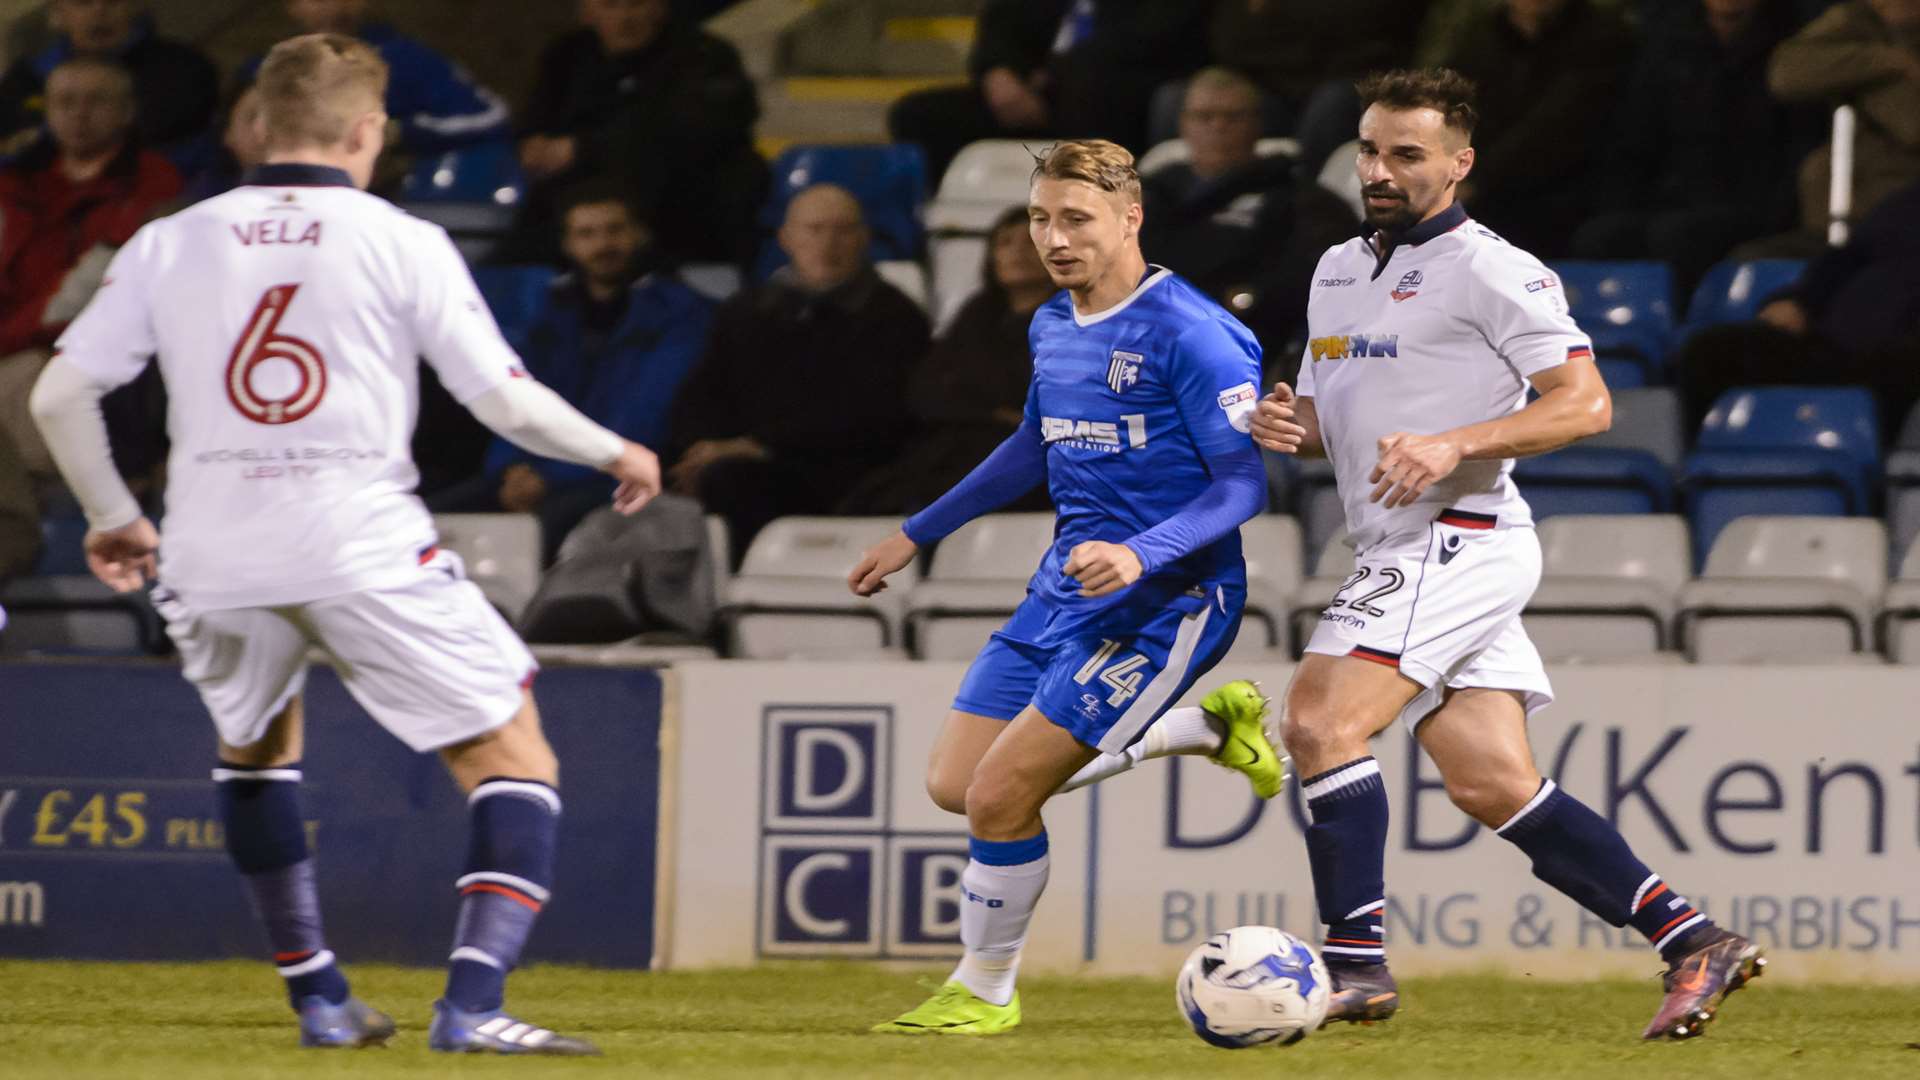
[951,581,1244,754]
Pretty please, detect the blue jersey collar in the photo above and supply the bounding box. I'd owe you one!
[1367,202,1468,279]
[242,163,357,188]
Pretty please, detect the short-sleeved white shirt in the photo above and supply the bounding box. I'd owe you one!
[1296,204,1592,553]
[55,164,523,610]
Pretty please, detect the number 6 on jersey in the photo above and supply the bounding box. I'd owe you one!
[227,283,326,425]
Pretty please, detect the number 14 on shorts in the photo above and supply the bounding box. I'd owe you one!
[1074,639,1148,706]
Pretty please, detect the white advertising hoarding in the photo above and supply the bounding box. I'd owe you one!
[663,661,1920,981]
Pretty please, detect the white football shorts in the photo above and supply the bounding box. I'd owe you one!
[1303,507,1553,733]
[155,547,536,752]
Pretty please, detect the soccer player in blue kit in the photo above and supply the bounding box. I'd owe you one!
[848,139,1284,1034]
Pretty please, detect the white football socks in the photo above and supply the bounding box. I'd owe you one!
[952,852,1050,1006]
[1055,706,1224,793]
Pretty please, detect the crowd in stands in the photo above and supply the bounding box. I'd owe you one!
[5,0,1920,642]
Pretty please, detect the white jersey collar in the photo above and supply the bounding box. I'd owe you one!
[1071,265,1172,327]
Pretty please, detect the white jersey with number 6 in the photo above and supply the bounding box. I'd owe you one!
[54,174,523,611]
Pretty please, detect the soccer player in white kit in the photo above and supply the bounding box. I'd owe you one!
[1250,69,1765,1041]
[28,35,658,1055]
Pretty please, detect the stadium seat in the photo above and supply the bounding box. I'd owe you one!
[1290,528,1354,655]
[1681,258,1806,334]
[1595,357,1647,389]
[1585,386,1685,468]
[1551,261,1675,381]
[875,259,930,312]
[470,265,556,345]
[724,516,911,659]
[926,140,1037,328]
[1676,516,1886,663]
[1680,386,1879,565]
[1317,140,1363,220]
[1289,458,1346,566]
[32,513,89,576]
[907,513,1053,660]
[755,144,928,280]
[1878,535,1920,661]
[1514,447,1674,519]
[681,263,745,303]
[431,513,542,622]
[1884,401,1920,572]
[1526,514,1690,661]
[706,514,733,600]
[1136,136,1300,176]
[1233,514,1303,661]
[398,139,526,205]
[398,201,516,263]
[0,576,165,656]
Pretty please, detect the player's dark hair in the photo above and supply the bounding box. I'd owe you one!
[557,178,645,231]
[1355,68,1478,141]
[1031,139,1141,204]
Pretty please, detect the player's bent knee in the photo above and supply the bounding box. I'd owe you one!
[1444,774,1536,827]
[925,766,969,816]
[962,771,1043,841]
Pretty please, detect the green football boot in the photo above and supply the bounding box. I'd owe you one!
[870,981,1021,1036]
[1201,679,1288,799]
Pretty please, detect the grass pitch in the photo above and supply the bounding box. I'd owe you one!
[0,961,1915,1078]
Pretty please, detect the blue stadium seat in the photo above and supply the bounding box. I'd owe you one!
[1596,358,1647,389]
[755,144,928,280]
[398,139,526,205]
[1679,386,1880,565]
[470,265,557,346]
[1681,259,1806,334]
[32,514,89,577]
[1514,448,1674,520]
[1552,261,1674,381]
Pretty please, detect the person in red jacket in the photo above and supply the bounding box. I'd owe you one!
[0,56,179,480]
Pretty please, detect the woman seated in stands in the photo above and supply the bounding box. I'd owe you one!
[840,206,1054,517]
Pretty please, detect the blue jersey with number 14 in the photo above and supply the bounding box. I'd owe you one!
[1024,266,1264,611]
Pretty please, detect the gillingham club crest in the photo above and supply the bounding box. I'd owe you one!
[1107,350,1143,393]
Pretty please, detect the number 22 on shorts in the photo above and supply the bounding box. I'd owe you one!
[226,283,327,425]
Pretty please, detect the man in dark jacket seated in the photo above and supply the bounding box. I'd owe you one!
[669,185,931,565]
[1141,68,1357,363]
[430,183,713,561]
[0,0,217,162]
[502,0,765,266]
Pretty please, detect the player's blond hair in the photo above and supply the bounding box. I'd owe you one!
[1031,139,1141,205]
[254,33,388,152]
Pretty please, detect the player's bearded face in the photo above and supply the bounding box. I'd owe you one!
[1356,105,1468,234]
[1028,178,1135,291]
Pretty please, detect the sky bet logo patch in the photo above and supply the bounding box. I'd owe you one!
[1391,269,1424,302]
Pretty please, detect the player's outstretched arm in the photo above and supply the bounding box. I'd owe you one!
[466,380,660,514]
[1250,382,1322,457]
[1368,358,1612,508]
[847,419,1050,597]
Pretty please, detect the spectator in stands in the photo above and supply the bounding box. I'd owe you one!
[669,184,929,564]
[0,58,179,481]
[1141,68,1358,357]
[503,0,765,267]
[1683,175,1920,429]
[241,0,510,155]
[1157,0,1427,176]
[0,436,38,583]
[1571,0,1818,295]
[430,182,714,561]
[839,206,1050,517]
[0,0,217,161]
[889,0,1212,183]
[1760,0,1920,253]
[1441,0,1633,257]
[182,86,268,204]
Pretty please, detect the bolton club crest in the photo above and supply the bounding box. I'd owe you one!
[1390,269,1423,303]
[1107,350,1143,393]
